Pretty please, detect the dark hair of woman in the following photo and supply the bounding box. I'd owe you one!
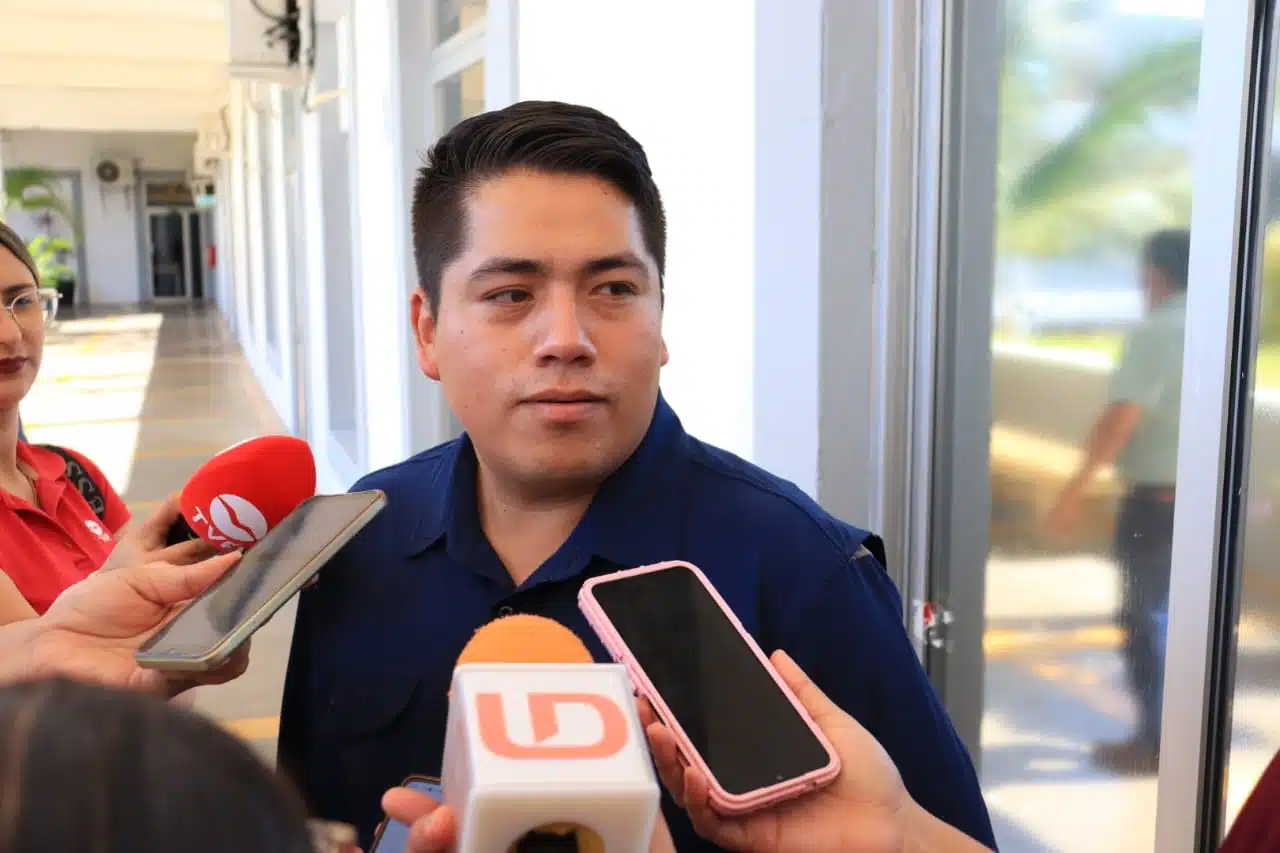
[0,678,316,853]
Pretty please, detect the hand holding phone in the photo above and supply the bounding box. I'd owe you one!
[579,560,841,816]
[369,777,444,853]
[135,490,386,672]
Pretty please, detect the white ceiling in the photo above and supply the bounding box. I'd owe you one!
[0,0,231,133]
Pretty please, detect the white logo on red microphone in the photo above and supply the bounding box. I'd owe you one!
[191,494,269,549]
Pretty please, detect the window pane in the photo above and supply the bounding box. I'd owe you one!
[979,3,1202,851]
[436,60,485,136]
[435,0,486,45]
[1221,20,1280,838]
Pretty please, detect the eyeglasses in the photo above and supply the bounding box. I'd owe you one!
[1,288,58,330]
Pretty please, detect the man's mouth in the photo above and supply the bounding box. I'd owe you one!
[524,390,607,405]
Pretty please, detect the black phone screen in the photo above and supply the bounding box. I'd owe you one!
[590,564,832,796]
[138,491,384,662]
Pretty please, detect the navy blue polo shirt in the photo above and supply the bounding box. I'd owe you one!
[277,395,995,851]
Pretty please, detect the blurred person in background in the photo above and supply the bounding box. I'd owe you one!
[0,678,328,853]
[1046,228,1190,774]
[0,221,208,620]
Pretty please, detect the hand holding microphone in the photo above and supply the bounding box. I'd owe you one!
[377,614,672,853]
[100,492,215,573]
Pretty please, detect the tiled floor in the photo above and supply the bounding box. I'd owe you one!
[21,301,290,759]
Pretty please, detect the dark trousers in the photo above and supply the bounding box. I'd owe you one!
[1113,486,1175,745]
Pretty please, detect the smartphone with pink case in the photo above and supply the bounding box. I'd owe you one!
[579,560,841,816]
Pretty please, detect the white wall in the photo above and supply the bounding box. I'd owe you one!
[216,0,836,502]
[4,130,195,304]
[495,0,825,493]
[500,0,758,464]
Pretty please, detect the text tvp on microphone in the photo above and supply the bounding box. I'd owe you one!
[442,615,660,853]
[174,435,317,551]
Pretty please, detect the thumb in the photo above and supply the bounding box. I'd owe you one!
[130,551,241,607]
[769,649,845,728]
[141,492,184,536]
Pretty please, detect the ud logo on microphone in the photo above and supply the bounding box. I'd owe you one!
[190,494,269,549]
[475,691,629,760]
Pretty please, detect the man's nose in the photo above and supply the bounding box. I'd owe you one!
[534,291,596,364]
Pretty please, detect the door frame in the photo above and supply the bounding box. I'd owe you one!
[135,170,193,303]
[142,207,198,303]
[920,1,1268,851]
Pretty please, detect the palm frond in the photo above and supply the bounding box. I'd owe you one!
[1005,36,1201,214]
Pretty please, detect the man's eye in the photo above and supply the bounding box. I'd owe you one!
[599,282,638,297]
[488,290,531,305]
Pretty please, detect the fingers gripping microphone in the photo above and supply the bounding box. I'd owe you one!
[167,435,317,551]
[443,614,660,853]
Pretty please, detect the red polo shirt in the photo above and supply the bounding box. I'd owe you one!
[0,442,131,614]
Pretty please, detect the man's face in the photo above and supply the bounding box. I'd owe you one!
[411,169,668,495]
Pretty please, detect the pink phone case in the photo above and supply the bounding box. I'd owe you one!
[578,560,842,816]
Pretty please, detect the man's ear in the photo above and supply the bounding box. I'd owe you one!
[409,288,441,381]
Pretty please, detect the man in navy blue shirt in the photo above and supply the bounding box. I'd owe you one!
[277,100,995,852]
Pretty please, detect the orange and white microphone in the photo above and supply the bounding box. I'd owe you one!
[168,435,317,551]
[442,614,660,853]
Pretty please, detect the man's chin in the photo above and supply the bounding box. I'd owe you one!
[511,453,621,493]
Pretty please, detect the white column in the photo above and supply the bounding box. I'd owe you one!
[348,0,412,470]
[498,0,832,496]
[503,0,768,467]
[228,83,254,349]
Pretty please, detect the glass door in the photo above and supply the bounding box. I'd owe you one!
[923,1,1267,851]
[1196,2,1280,847]
[147,209,191,301]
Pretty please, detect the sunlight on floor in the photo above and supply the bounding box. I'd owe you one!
[21,311,165,495]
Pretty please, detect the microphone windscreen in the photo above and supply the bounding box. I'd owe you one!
[443,616,660,853]
[455,614,594,667]
[179,435,317,551]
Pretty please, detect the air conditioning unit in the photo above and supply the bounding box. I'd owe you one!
[94,158,135,191]
[226,0,312,85]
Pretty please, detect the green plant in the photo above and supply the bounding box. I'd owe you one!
[25,235,74,287]
[2,168,76,227]
[997,18,1201,259]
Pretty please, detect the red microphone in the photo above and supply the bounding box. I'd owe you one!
[168,435,317,551]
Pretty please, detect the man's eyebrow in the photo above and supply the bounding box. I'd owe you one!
[468,257,550,281]
[468,253,649,283]
[582,252,648,276]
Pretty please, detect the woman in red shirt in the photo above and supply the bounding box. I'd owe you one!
[0,222,132,618]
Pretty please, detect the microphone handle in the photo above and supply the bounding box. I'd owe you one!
[164,515,199,547]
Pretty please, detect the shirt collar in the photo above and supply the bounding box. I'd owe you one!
[404,393,691,571]
[0,442,70,512]
[17,442,68,481]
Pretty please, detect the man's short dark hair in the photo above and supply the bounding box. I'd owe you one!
[1142,228,1192,292]
[411,100,667,315]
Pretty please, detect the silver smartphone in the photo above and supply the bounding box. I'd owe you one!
[135,490,386,672]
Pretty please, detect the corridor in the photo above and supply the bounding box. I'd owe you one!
[21,302,288,758]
